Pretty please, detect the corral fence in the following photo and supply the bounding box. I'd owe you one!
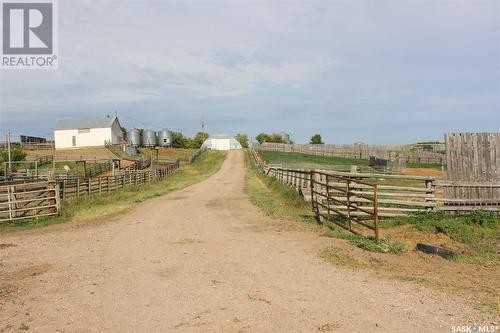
[0,181,59,222]
[259,143,446,165]
[20,142,55,150]
[0,159,180,221]
[252,150,438,240]
[59,162,179,199]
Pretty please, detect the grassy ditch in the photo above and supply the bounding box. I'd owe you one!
[244,151,316,224]
[0,151,226,233]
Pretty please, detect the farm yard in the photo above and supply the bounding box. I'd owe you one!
[1,1,498,331]
[1,149,498,333]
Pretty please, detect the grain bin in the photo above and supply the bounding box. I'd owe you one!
[127,128,141,147]
[142,129,157,147]
[158,129,173,147]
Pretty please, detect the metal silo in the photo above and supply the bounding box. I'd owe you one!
[142,129,157,147]
[158,129,172,147]
[127,128,141,147]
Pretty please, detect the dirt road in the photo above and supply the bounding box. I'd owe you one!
[0,151,493,332]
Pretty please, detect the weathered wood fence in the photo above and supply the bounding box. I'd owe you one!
[59,162,179,199]
[259,143,445,165]
[0,181,59,222]
[442,132,500,210]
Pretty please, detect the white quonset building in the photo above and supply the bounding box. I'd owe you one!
[54,116,123,149]
[201,134,242,151]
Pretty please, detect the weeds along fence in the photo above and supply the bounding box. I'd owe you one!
[259,143,446,165]
[0,181,59,222]
[188,147,206,164]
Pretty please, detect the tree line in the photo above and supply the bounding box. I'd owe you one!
[255,133,323,145]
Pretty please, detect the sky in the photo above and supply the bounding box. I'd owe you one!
[0,0,499,144]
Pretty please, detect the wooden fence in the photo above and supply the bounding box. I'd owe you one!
[85,160,112,178]
[251,150,438,239]
[443,132,500,209]
[259,143,446,165]
[59,162,179,199]
[0,181,59,222]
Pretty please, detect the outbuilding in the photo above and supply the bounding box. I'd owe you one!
[201,134,242,151]
[54,115,123,149]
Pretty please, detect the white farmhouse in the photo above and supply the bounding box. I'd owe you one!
[201,134,242,151]
[54,116,123,149]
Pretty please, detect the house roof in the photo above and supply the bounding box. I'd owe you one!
[54,116,118,130]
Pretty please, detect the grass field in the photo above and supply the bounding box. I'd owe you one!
[0,151,226,233]
[260,150,443,176]
[260,151,369,170]
[138,147,197,163]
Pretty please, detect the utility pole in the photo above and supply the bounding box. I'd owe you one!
[201,119,206,140]
[7,130,11,173]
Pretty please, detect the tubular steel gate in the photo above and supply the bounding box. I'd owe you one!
[263,163,380,240]
[311,171,379,240]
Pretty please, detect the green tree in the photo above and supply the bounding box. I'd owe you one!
[121,127,127,142]
[256,133,269,144]
[310,134,324,144]
[189,132,207,149]
[172,132,187,148]
[0,145,26,162]
[235,133,249,148]
[268,133,284,143]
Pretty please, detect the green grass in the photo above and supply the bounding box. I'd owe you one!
[260,151,369,170]
[244,151,316,224]
[320,229,407,254]
[0,151,226,233]
[319,247,365,268]
[384,211,500,263]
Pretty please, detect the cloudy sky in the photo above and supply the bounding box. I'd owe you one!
[0,0,498,144]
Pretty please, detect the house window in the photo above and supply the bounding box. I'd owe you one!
[72,136,76,146]
[78,128,91,134]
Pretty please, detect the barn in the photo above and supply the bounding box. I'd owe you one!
[54,116,123,149]
[201,134,242,151]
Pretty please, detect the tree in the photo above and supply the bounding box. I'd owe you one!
[120,127,128,143]
[268,133,284,143]
[310,134,324,144]
[189,132,207,149]
[256,133,269,144]
[0,145,26,162]
[172,132,187,148]
[235,133,249,148]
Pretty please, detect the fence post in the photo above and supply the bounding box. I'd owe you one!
[325,174,331,221]
[77,178,80,198]
[346,179,351,231]
[373,184,379,241]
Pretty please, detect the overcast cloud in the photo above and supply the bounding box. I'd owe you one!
[0,0,498,143]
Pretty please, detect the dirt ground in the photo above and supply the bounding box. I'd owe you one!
[403,167,443,177]
[0,151,497,332]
